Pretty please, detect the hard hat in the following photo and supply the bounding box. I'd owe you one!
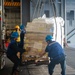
[15,25,20,29]
[11,32,19,38]
[45,35,53,42]
[20,24,24,29]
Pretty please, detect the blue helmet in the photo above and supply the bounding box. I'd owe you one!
[45,35,53,42]
[11,32,19,38]
[20,24,24,29]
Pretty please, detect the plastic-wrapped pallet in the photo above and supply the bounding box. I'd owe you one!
[22,18,53,62]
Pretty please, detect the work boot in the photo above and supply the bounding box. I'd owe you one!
[50,72,53,75]
[15,70,19,75]
[11,70,19,75]
[11,72,15,75]
[11,71,15,75]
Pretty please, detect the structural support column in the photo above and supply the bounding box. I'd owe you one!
[21,0,30,26]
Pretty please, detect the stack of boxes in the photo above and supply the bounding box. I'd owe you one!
[22,18,53,62]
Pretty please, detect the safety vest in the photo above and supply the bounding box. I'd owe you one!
[16,30,20,42]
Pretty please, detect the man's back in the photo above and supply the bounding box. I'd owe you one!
[45,42,65,59]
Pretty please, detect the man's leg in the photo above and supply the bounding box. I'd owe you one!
[8,56,20,75]
[48,61,56,75]
[60,60,66,75]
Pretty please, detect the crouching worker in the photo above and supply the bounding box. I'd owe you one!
[6,32,21,75]
[35,35,66,75]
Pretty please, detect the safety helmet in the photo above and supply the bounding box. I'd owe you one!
[20,24,24,29]
[15,25,20,29]
[45,35,53,42]
[11,32,19,38]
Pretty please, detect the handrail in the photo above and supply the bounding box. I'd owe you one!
[67,33,75,40]
[67,28,75,35]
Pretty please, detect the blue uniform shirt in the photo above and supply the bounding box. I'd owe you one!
[45,41,65,60]
[7,40,21,56]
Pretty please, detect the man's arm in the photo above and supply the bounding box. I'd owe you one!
[40,50,46,57]
[11,43,21,59]
[35,50,47,62]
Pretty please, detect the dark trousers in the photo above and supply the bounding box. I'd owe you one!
[17,42,24,64]
[18,42,25,64]
[48,56,66,75]
[19,41,24,49]
[7,55,20,75]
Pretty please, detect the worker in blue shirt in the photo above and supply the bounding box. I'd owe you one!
[6,32,21,75]
[35,35,66,75]
[18,24,26,65]
[19,24,26,49]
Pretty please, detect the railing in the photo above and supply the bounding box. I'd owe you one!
[67,28,75,40]
[67,28,75,36]
[67,33,75,40]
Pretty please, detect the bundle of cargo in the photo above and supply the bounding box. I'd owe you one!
[22,18,53,62]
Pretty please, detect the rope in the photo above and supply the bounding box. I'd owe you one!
[32,0,40,19]
[50,0,57,41]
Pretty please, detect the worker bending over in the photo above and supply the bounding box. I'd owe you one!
[35,35,66,75]
[15,25,25,65]
[6,32,21,75]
